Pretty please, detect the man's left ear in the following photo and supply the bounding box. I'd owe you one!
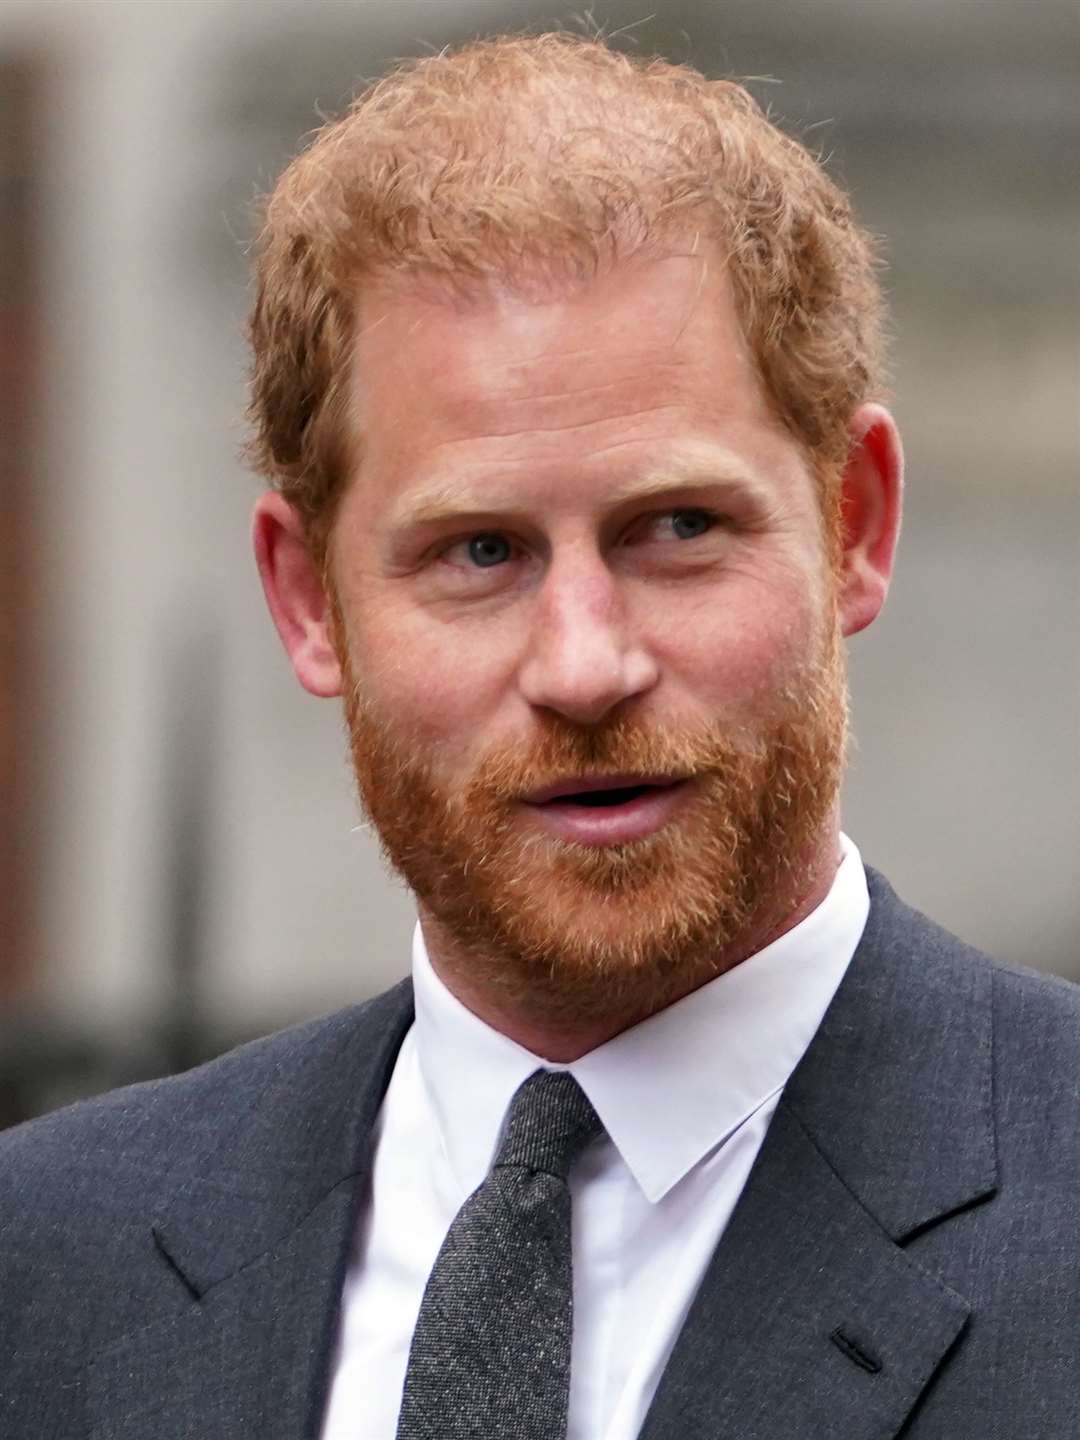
[836,402,904,637]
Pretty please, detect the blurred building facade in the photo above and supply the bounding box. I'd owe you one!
[1,0,1077,1117]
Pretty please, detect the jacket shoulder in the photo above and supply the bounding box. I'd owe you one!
[867,864,1080,1031]
[0,984,407,1185]
[868,867,1080,1171]
[988,946,1080,1033]
[0,982,412,1390]
[987,951,1080,1174]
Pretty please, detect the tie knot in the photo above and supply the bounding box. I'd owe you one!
[494,1070,602,1180]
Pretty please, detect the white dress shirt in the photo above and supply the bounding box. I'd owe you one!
[320,836,869,1440]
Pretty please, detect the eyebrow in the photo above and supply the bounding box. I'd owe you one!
[389,443,771,531]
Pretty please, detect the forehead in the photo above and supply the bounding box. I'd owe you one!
[343,248,802,516]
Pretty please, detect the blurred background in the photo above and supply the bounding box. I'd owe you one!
[1,0,1077,1125]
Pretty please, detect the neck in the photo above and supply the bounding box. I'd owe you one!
[420,824,844,1063]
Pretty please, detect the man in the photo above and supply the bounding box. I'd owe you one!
[1,32,1077,1440]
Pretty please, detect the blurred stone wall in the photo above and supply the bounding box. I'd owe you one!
[1,0,1076,1077]
[0,54,39,1017]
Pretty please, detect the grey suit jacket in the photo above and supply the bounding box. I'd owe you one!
[1,869,1078,1438]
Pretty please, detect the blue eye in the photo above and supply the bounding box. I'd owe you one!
[467,533,512,567]
[670,509,714,539]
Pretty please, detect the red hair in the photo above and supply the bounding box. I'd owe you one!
[247,33,887,557]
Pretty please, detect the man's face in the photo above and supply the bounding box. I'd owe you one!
[327,250,847,1022]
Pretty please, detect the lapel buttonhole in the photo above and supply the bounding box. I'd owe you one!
[830,1325,883,1375]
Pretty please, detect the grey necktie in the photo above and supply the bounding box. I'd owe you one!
[395,1069,602,1440]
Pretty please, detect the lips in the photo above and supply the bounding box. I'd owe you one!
[523,774,683,805]
[520,775,692,846]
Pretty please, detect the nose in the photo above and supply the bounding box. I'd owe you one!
[517,554,659,725]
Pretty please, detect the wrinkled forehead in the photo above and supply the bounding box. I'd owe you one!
[331,246,820,550]
[344,242,798,504]
[347,240,756,417]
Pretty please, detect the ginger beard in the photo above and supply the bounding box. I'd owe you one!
[338,615,850,1028]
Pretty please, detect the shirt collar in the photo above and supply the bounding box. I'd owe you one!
[412,835,869,1203]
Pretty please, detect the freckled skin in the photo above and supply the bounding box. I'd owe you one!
[332,253,830,774]
[255,244,902,1058]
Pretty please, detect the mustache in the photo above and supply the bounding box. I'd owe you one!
[462,714,767,805]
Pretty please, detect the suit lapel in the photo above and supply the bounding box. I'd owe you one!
[641,869,997,1440]
[779,868,997,1244]
[83,1179,357,1440]
[638,1106,970,1440]
[73,872,997,1439]
[79,982,415,1440]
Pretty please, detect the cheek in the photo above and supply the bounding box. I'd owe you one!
[349,605,516,755]
[650,577,823,716]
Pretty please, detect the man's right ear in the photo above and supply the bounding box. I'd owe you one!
[252,492,343,698]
